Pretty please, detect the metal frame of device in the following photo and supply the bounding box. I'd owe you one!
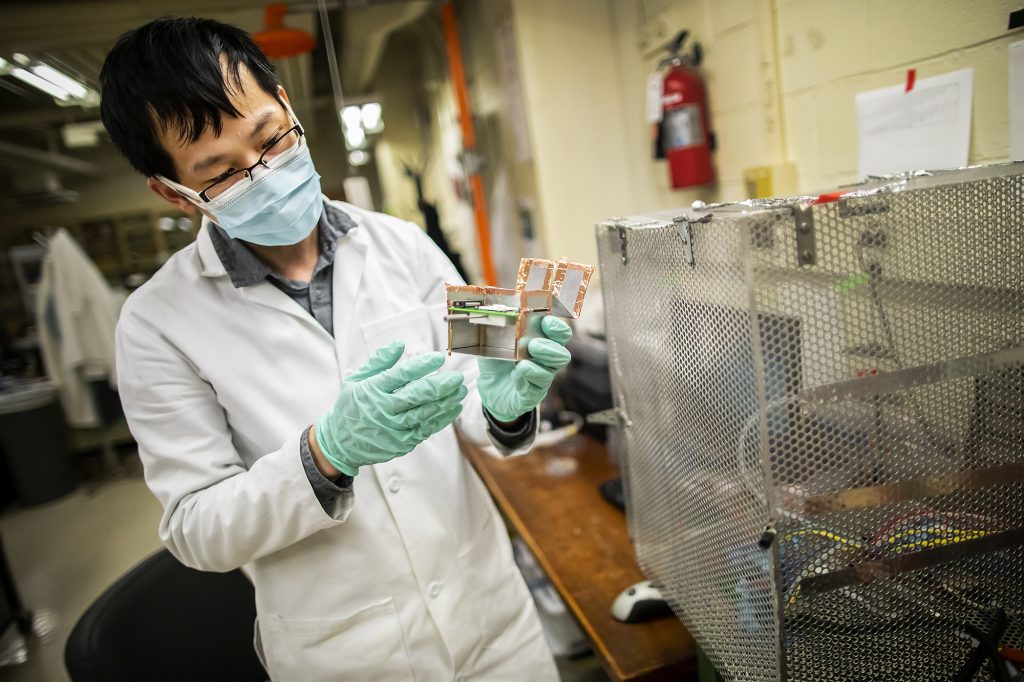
[445,258,594,361]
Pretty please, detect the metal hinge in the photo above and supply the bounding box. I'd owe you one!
[616,225,629,265]
[586,407,632,428]
[673,217,695,267]
[793,204,816,266]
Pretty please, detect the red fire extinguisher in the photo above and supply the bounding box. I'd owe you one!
[658,31,715,189]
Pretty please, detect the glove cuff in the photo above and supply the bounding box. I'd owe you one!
[480,399,528,423]
[314,416,360,477]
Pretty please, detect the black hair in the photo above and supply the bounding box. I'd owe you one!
[100,17,280,181]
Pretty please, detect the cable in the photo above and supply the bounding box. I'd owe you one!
[735,394,801,505]
[955,610,1018,682]
[855,241,946,455]
[316,0,350,174]
[781,515,1001,613]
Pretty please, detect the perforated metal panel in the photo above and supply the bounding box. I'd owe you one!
[597,163,1024,681]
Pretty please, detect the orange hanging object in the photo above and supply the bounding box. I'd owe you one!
[440,2,498,286]
[253,4,316,58]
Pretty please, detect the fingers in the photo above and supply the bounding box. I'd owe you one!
[527,337,571,371]
[477,356,512,376]
[395,385,468,428]
[540,316,573,345]
[348,340,405,382]
[371,351,446,393]
[511,360,555,392]
[410,403,464,441]
[387,369,464,412]
[342,416,415,460]
[391,383,468,427]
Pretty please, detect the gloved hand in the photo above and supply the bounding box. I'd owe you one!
[477,316,572,422]
[315,340,467,476]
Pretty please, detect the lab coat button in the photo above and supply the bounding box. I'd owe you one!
[388,476,401,493]
[428,581,443,598]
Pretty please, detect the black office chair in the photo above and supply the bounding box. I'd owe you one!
[65,549,267,682]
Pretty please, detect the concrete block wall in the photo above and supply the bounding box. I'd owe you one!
[505,0,1019,269]
[777,0,1017,192]
[509,0,637,268]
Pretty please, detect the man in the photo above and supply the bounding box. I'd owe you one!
[102,17,568,681]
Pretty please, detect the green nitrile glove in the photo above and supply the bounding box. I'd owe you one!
[477,316,573,422]
[315,340,467,476]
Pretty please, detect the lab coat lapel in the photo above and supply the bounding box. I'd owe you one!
[331,224,369,371]
[196,222,226,277]
[198,220,333,342]
[236,281,332,343]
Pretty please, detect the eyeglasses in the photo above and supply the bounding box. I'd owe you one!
[198,123,305,202]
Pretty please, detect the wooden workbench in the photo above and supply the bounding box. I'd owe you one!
[460,434,697,681]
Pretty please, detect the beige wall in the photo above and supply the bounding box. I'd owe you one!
[777,0,1016,192]
[510,0,637,269]
[506,0,788,269]
[502,0,1017,273]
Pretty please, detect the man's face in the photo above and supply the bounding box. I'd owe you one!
[147,62,292,214]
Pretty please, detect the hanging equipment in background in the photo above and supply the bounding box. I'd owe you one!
[656,31,715,189]
[252,3,316,58]
[439,1,498,286]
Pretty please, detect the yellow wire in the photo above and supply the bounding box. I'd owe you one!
[781,526,993,609]
[890,531,990,552]
[783,529,865,549]
[787,583,801,607]
[882,527,988,543]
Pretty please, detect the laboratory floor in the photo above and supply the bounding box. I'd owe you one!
[0,467,163,682]
[0,458,608,682]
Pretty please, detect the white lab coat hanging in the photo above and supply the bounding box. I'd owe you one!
[115,200,558,681]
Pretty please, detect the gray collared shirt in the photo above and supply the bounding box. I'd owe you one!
[210,201,354,336]
[209,201,534,515]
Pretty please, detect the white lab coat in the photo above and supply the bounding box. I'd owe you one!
[115,202,558,681]
[36,228,120,428]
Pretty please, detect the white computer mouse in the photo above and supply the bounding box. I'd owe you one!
[610,580,674,623]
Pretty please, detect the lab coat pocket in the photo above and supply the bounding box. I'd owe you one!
[360,305,436,356]
[457,513,533,654]
[260,598,414,682]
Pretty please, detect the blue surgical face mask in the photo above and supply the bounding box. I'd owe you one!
[157,130,324,247]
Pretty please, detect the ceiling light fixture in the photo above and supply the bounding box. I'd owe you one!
[361,102,383,133]
[344,126,366,150]
[31,64,88,99]
[348,149,369,166]
[3,56,99,106]
[339,102,384,150]
[341,106,363,131]
[10,67,70,101]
